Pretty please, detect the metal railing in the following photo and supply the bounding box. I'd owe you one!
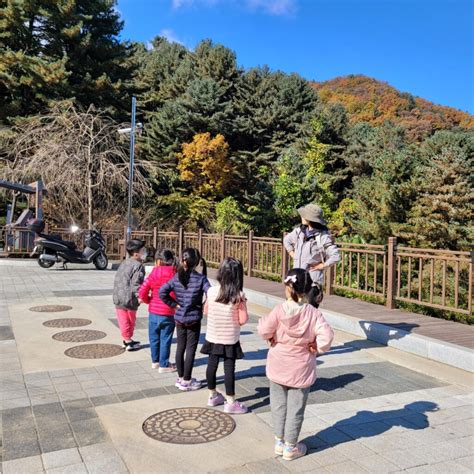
[1,226,472,316]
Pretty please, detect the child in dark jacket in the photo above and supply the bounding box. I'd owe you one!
[139,249,177,372]
[160,248,210,391]
[112,239,146,351]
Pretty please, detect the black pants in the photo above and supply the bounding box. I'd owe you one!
[206,354,236,396]
[176,322,201,380]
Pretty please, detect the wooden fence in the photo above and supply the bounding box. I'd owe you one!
[1,225,472,316]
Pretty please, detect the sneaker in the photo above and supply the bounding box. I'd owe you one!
[175,377,182,388]
[207,392,226,407]
[274,438,285,456]
[282,442,307,461]
[178,378,202,391]
[124,340,140,351]
[151,362,159,369]
[159,363,177,373]
[224,400,248,414]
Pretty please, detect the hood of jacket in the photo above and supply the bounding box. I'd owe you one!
[278,300,314,340]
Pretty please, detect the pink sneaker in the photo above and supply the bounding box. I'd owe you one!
[178,378,202,391]
[207,392,226,407]
[224,400,248,414]
[159,363,176,373]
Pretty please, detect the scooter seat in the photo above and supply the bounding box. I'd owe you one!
[40,233,77,250]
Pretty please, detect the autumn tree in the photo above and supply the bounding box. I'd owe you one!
[177,132,232,200]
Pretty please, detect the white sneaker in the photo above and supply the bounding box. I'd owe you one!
[159,363,177,373]
[151,362,159,369]
[283,442,307,461]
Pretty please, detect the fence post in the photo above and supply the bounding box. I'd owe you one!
[220,231,226,261]
[198,228,204,257]
[247,230,254,277]
[386,236,397,309]
[325,265,334,296]
[281,232,288,279]
[178,226,184,257]
[153,227,157,249]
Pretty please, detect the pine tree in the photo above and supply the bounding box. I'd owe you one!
[0,0,130,123]
[400,130,474,249]
[347,123,418,242]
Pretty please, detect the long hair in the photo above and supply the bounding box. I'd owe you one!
[178,248,207,288]
[215,257,244,305]
[284,268,323,308]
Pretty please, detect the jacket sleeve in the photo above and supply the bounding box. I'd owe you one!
[202,276,211,294]
[131,265,145,298]
[283,228,298,253]
[238,299,249,326]
[314,311,334,354]
[322,233,340,268]
[159,278,178,308]
[138,275,152,304]
[257,307,279,341]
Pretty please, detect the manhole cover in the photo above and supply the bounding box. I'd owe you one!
[30,305,72,313]
[142,408,236,444]
[52,330,106,342]
[64,343,124,359]
[43,318,92,328]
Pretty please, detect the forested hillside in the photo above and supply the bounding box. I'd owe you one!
[1,1,472,251]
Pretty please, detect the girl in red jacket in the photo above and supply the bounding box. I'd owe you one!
[139,249,178,372]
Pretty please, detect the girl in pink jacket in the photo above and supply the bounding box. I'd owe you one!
[258,269,334,461]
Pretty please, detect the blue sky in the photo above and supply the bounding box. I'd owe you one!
[117,0,473,113]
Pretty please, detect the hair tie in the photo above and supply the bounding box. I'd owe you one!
[284,275,298,284]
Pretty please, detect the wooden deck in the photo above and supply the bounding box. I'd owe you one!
[207,269,474,350]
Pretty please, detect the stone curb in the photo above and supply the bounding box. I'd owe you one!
[239,284,474,374]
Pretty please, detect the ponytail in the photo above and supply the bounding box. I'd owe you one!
[284,268,324,308]
[178,248,205,288]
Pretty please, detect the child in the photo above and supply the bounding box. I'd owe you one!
[113,239,147,351]
[201,257,249,414]
[159,248,210,391]
[258,269,334,461]
[138,249,177,372]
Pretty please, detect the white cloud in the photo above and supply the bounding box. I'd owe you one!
[170,0,297,16]
[159,28,185,45]
[246,0,296,16]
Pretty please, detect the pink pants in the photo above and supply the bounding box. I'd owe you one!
[115,308,137,340]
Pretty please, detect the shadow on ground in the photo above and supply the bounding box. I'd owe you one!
[302,401,439,451]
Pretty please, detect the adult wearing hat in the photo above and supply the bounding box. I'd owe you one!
[283,203,340,285]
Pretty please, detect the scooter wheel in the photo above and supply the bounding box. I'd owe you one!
[94,253,108,270]
[38,258,55,269]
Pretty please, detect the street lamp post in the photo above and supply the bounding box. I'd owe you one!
[127,97,137,243]
[118,97,142,243]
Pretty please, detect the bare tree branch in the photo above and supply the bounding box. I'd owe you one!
[1,104,151,228]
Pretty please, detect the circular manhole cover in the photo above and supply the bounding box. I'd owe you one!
[52,330,107,342]
[30,305,73,313]
[142,408,236,444]
[43,318,92,328]
[64,343,124,359]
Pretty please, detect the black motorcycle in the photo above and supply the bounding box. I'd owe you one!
[28,220,108,270]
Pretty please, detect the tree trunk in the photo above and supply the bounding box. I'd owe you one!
[87,174,93,229]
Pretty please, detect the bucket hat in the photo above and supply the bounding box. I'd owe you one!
[297,203,327,226]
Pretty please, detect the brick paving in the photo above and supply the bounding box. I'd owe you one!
[0,262,473,473]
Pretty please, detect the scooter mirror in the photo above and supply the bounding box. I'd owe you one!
[70,225,79,233]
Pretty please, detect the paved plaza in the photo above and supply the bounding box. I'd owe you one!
[0,262,473,473]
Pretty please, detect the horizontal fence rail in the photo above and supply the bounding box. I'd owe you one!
[1,226,472,316]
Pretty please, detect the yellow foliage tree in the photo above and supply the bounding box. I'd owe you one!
[177,132,232,199]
